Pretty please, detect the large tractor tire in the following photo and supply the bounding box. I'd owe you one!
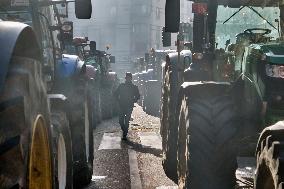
[70,94,94,187]
[51,111,73,189]
[161,64,179,183]
[255,121,284,189]
[0,57,53,189]
[177,82,238,189]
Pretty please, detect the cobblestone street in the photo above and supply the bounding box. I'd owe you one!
[84,105,255,189]
[84,105,176,189]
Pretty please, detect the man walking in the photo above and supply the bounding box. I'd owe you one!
[114,72,140,140]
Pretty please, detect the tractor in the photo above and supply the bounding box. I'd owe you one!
[134,49,175,116]
[160,49,192,183]
[64,37,119,121]
[89,50,119,120]
[161,0,284,188]
[144,49,177,116]
[60,36,103,127]
[0,0,93,188]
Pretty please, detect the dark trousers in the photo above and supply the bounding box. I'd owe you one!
[119,108,133,137]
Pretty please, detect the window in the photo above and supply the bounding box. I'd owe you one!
[216,6,280,49]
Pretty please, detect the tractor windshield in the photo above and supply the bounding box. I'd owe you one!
[216,6,280,49]
[85,56,97,66]
[64,44,77,55]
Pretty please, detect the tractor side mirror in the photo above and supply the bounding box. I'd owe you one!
[165,0,180,33]
[109,56,115,64]
[75,0,92,19]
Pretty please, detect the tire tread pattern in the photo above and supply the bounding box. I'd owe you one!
[177,83,238,189]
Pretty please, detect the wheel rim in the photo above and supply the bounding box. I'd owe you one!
[29,115,52,189]
[57,134,67,189]
[85,100,90,162]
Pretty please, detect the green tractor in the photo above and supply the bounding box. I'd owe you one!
[161,0,284,188]
[72,39,119,120]
[60,35,119,125]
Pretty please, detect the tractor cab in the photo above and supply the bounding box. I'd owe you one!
[164,50,192,85]
[211,4,284,125]
[166,50,192,73]
[237,43,284,124]
[232,28,273,63]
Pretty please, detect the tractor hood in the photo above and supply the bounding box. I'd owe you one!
[249,43,284,64]
[260,44,284,64]
[56,54,85,78]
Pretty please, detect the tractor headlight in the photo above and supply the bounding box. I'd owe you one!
[265,64,284,78]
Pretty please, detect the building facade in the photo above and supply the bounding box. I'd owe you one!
[68,0,192,77]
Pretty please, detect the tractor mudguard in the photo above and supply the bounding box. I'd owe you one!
[0,21,41,92]
[255,122,284,155]
[56,54,85,78]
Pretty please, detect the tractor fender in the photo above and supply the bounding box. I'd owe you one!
[255,121,284,156]
[56,54,85,78]
[0,21,41,92]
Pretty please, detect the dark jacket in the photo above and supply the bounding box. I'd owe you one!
[114,81,140,111]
